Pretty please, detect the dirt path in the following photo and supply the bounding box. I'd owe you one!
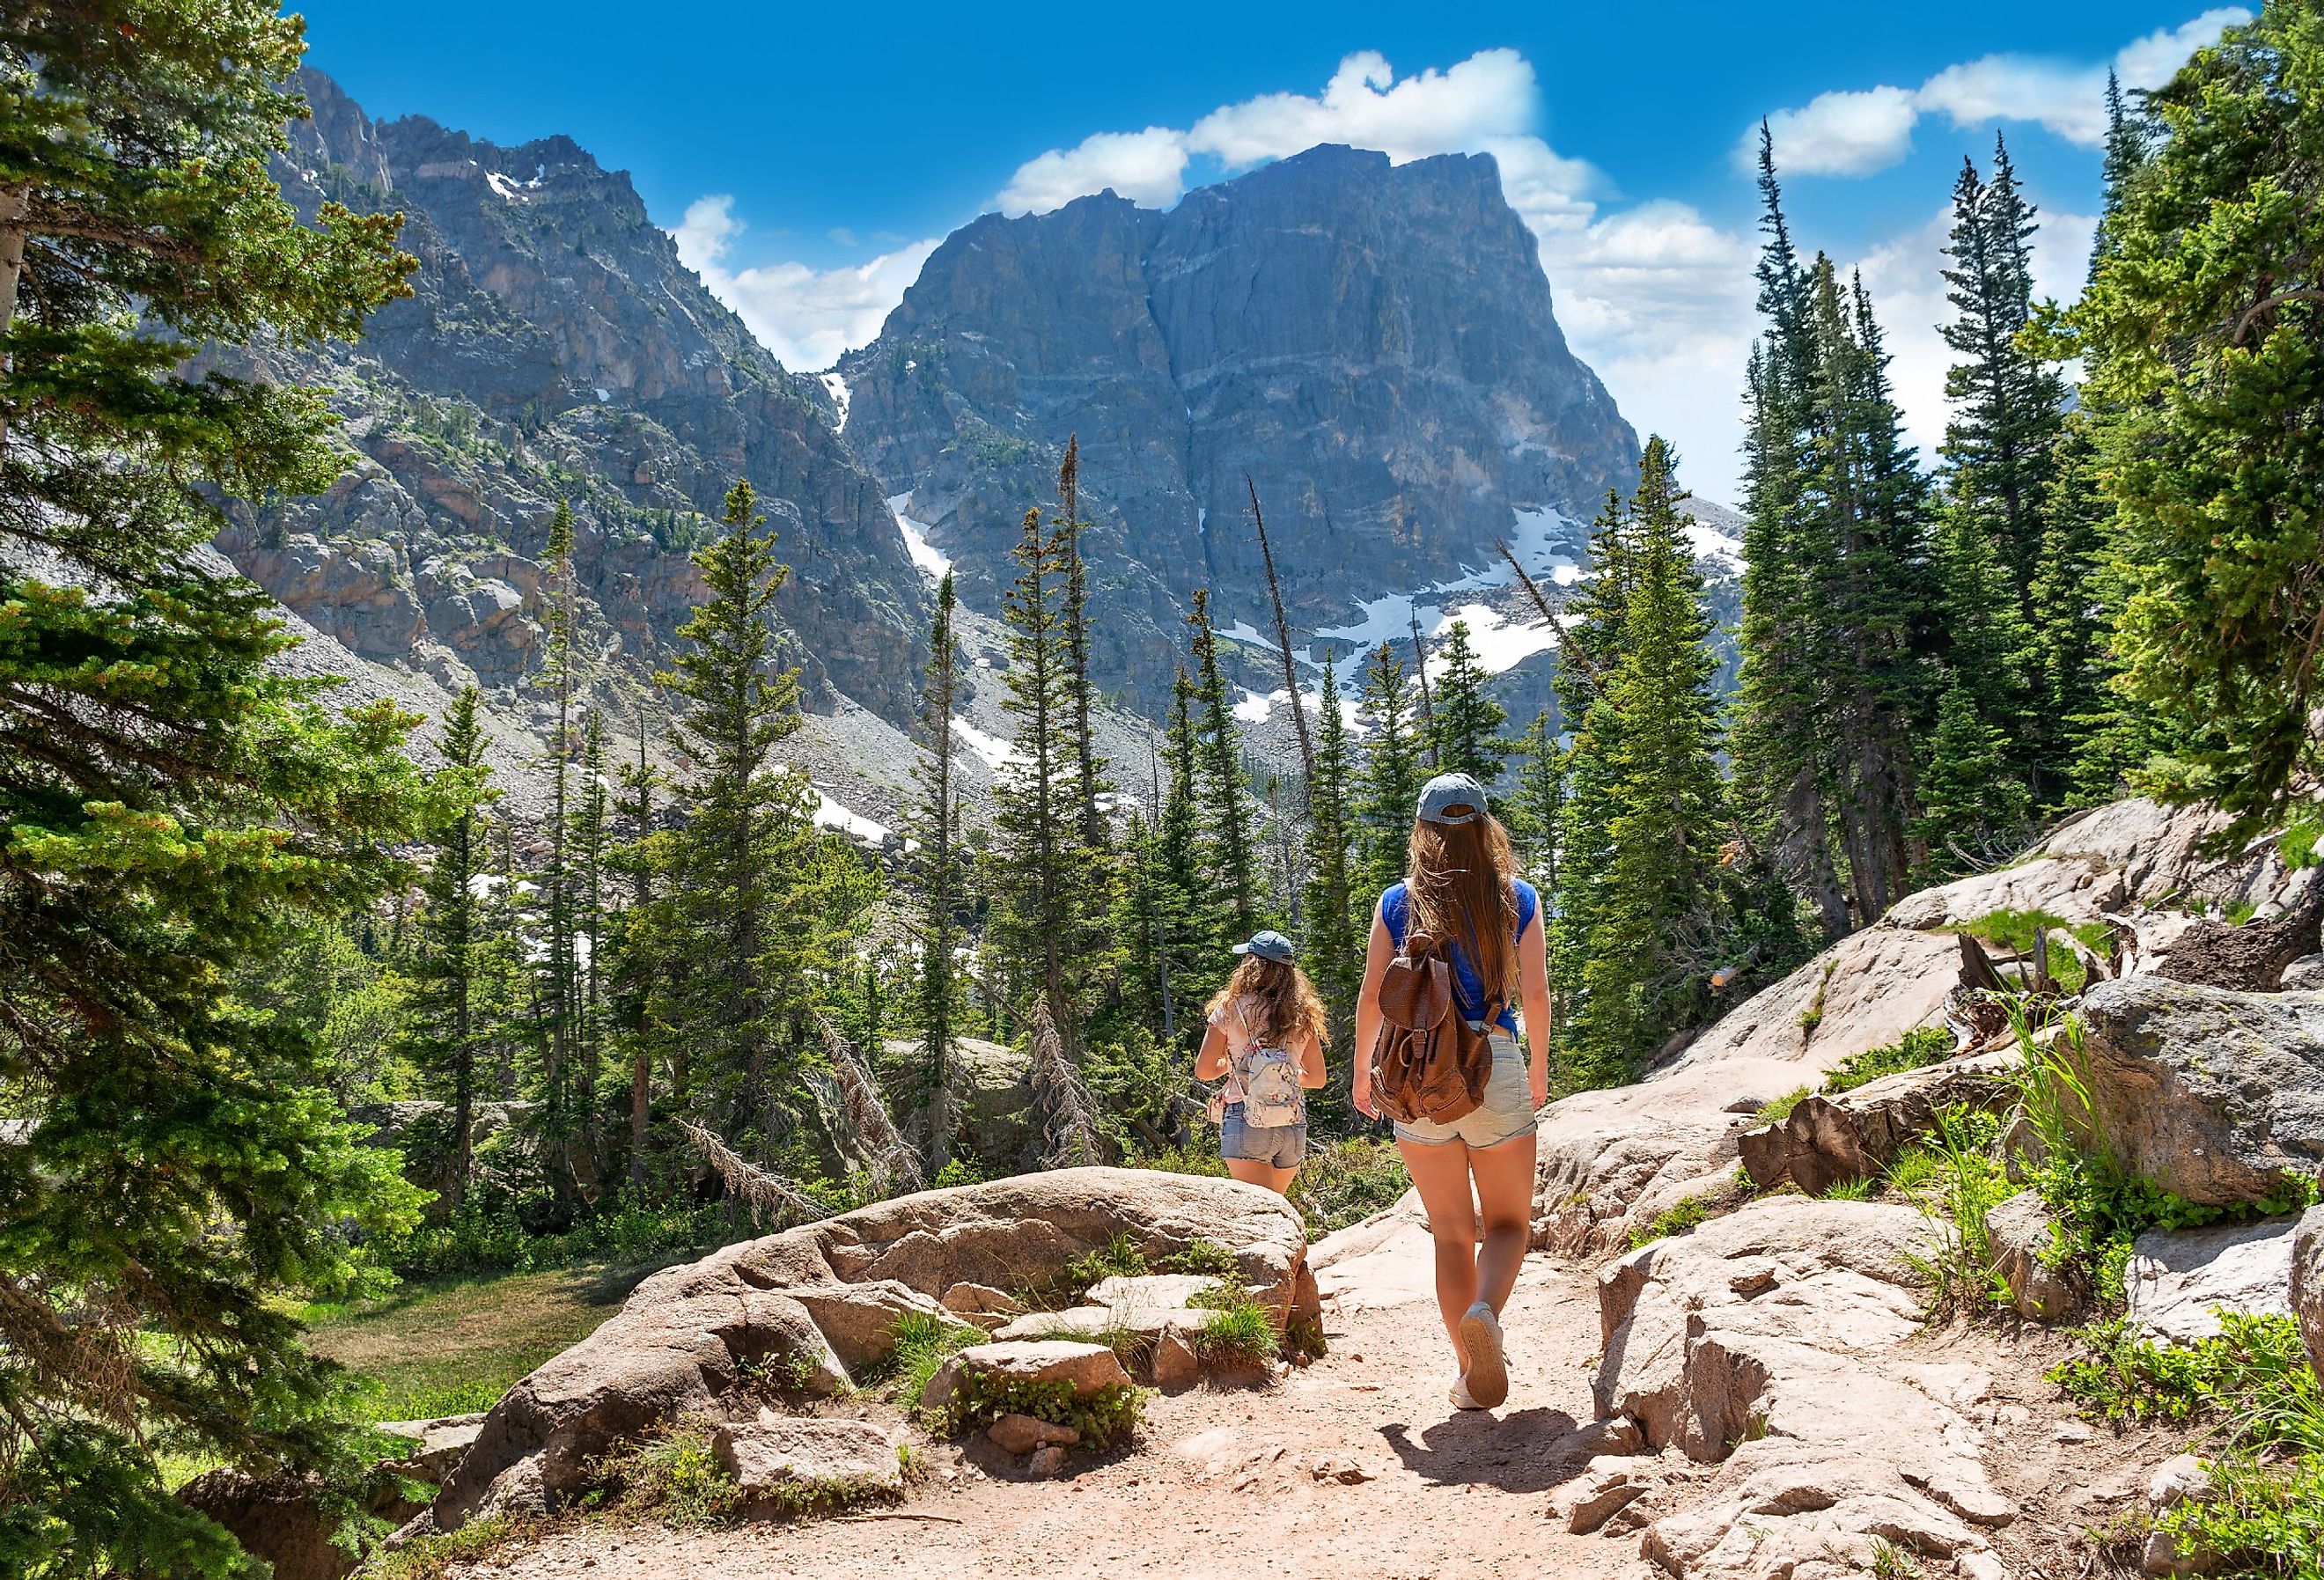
[472,1223,1659,1580]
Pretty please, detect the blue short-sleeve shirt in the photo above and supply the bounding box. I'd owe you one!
[1379,878,1538,1035]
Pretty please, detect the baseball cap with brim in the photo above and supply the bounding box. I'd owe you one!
[1416,772,1489,826]
[1232,930,1296,963]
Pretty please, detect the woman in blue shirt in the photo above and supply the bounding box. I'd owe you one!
[1351,773,1551,1414]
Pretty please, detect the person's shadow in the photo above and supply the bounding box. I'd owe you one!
[1377,1407,1596,1494]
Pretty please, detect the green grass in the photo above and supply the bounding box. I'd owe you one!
[1898,1106,2012,1316]
[863,1312,978,1409]
[307,1261,663,1422]
[1195,1297,1281,1370]
[1820,1178,1875,1202]
[1755,1086,1812,1125]
[1944,909,2114,994]
[1136,1132,1413,1238]
[1628,1193,1717,1249]
[1822,1026,1955,1096]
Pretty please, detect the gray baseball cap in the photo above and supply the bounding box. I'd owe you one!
[1416,772,1489,826]
[1232,930,1296,963]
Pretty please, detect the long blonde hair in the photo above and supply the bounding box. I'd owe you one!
[1404,813,1521,1004]
[1204,956,1330,1051]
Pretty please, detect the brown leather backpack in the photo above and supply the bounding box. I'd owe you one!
[1368,929,1497,1125]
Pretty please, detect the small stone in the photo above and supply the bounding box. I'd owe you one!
[1955,1552,2007,1580]
[2055,1420,2092,1444]
[1026,1445,1069,1478]
[1152,1325,1201,1389]
[1576,1415,1644,1456]
[2148,1453,2213,1510]
[986,1413,1078,1456]
[1310,1457,1373,1484]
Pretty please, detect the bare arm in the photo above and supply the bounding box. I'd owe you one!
[1350,908,1394,1119]
[1298,1027,1327,1090]
[1193,1020,1230,1083]
[1519,904,1553,1108]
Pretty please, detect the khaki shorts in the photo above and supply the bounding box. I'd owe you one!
[1393,1031,1535,1150]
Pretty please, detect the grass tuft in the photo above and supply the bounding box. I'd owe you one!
[1628,1194,1717,1250]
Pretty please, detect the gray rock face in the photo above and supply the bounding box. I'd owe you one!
[1989,1190,2083,1323]
[2078,977,2324,1205]
[221,70,926,721]
[1735,1049,2011,1197]
[841,144,1638,707]
[2293,1207,2324,1380]
[2124,1217,2301,1344]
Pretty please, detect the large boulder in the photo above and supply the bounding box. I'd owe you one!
[2125,1217,2303,1345]
[1592,1196,2014,1576]
[2293,1207,2324,1381]
[431,1168,1305,1528]
[2078,977,2324,1205]
[886,1035,1031,1170]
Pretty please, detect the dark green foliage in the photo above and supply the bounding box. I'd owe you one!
[1820,1026,1953,1096]
[1300,652,1362,1055]
[2070,2,2324,850]
[1186,591,1260,940]
[938,1371,1144,1451]
[908,572,967,1162]
[0,7,436,1571]
[1426,619,1508,783]
[1352,643,1423,900]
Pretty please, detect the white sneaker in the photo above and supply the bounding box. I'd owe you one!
[1459,1300,1509,1408]
[1448,1377,1486,1411]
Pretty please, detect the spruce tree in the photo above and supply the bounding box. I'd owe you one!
[908,572,965,1161]
[1428,618,1509,783]
[1055,439,1108,853]
[399,687,498,1212]
[0,10,430,1569]
[1187,590,1260,938]
[1151,675,1210,1032]
[989,507,1085,1050]
[613,702,661,1188]
[1503,710,1566,891]
[534,500,582,1201]
[1563,440,1730,1084]
[572,707,608,1149]
[1301,652,1362,1044]
[2070,1,2324,848]
[1352,643,1424,900]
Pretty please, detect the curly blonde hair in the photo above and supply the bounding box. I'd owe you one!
[1203,955,1330,1051]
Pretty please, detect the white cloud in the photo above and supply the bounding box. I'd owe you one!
[1182,48,1541,167]
[671,194,938,371]
[1742,85,1921,177]
[1752,8,2249,178]
[997,127,1189,216]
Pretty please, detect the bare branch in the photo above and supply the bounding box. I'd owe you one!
[675,1118,826,1229]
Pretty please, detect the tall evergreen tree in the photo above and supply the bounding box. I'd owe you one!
[1055,439,1108,852]
[400,688,499,1212]
[0,9,431,1569]
[1428,618,1509,783]
[533,500,582,1199]
[1562,440,1732,1084]
[572,707,609,1148]
[989,507,1085,1050]
[1352,643,1424,899]
[1301,653,1361,1042]
[613,701,661,1188]
[1151,674,1210,1033]
[1502,709,1566,891]
[1187,590,1260,938]
[909,572,965,1161]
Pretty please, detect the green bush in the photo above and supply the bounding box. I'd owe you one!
[1290,1137,1411,1236]
[371,1188,731,1280]
[1628,1194,1717,1249]
[1899,1106,2011,1315]
[1823,1026,1955,1095]
[939,1370,1144,1450]
[864,1312,978,1407]
[1755,1086,1812,1125]
[590,1421,740,1526]
[1193,1290,1281,1370]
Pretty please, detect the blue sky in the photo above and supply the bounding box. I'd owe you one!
[300,2,2248,503]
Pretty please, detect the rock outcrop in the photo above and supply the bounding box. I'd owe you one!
[1592,1197,2012,1576]
[2078,976,2324,1205]
[2294,1207,2324,1380]
[1737,1050,2014,1196]
[430,1168,1306,1528]
[2124,1217,2304,1345]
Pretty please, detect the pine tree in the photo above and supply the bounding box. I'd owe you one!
[1151,675,1210,1033]
[1055,439,1108,853]
[0,10,430,1568]
[613,700,661,1189]
[1915,685,2029,872]
[1352,643,1424,900]
[572,707,609,1149]
[989,506,1085,1050]
[1428,618,1509,783]
[1187,590,1260,938]
[1301,652,1362,1044]
[399,687,499,1212]
[534,500,582,1201]
[1563,440,1731,1084]
[908,572,965,1161]
[2070,1,2324,849]
[651,482,839,1150]
[1503,710,1566,891]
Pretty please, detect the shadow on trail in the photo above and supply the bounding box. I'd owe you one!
[1376,1407,1592,1494]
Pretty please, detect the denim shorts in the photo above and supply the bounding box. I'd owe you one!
[1393,1030,1535,1150]
[1221,1105,1306,1168]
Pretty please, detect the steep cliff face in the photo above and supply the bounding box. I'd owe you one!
[216,70,926,723]
[839,144,1640,702]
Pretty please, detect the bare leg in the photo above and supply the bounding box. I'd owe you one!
[1467,1129,1539,1317]
[1397,1135,1480,1368]
[1224,1157,1298,1196]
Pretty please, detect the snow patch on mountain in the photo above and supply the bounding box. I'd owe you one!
[886,492,952,579]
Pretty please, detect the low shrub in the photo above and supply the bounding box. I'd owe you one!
[1822,1026,1955,1095]
[1291,1136,1412,1237]
[1900,1106,2011,1315]
[864,1312,978,1407]
[589,1420,740,1527]
[1194,1292,1281,1370]
[939,1369,1143,1450]
[1628,1194,1717,1249]
[1755,1086,1811,1125]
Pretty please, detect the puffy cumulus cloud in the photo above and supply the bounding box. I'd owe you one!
[671,194,938,371]
[1739,85,1921,178]
[1181,48,1541,167]
[997,127,1189,217]
[1748,8,2250,178]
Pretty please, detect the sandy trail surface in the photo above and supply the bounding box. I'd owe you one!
[465,1217,1658,1580]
